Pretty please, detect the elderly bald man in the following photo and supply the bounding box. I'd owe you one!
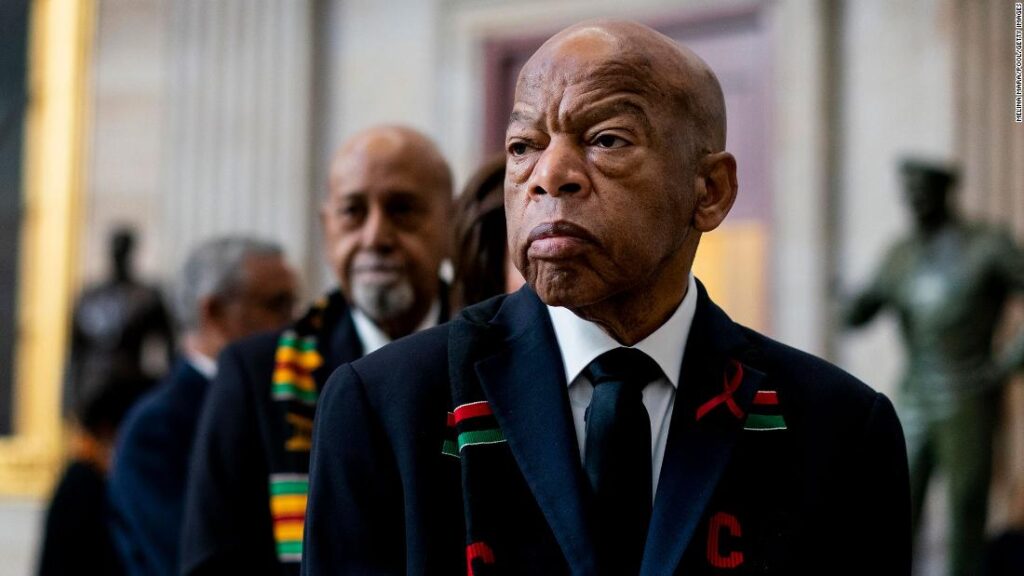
[181,125,453,576]
[304,21,910,575]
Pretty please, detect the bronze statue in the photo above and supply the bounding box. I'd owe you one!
[67,227,174,424]
[845,159,1024,576]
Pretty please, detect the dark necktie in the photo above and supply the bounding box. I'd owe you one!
[584,347,663,576]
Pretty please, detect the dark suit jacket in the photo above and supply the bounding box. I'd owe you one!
[108,360,210,576]
[38,460,124,576]
[304,283,911,575]
[180,309,363,576]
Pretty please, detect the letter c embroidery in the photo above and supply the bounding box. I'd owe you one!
[707,512,744,569]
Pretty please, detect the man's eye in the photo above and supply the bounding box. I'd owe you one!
[593,134,628,149]
[338,205,364,218]
[388,200,416,217]
[508,142,529,156]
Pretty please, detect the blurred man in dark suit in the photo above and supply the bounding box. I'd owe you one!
[181,125,452,576]
[304,20,911,575]
[108,236,297,576]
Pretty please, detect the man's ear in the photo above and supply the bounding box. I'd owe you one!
[439,192,455,260]
[199,295,223,329]
[692,151,738,232]
[196,295,231,353]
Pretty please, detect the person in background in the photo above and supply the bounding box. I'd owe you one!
[107,237,298,576]
[181,125,453,576]
[37,368,147,576]
[845,160,1024,576]
[450,153,525,311]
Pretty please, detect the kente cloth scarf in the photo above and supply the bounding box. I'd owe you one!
[268,290,348,564]
[444,303,538,576]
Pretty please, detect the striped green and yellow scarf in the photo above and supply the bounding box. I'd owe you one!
[268,291,347,564]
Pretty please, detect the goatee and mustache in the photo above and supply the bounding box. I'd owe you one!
[349,255,416,321]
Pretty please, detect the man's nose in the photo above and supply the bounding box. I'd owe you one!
[527,138,590,198]
[360,206,396,250]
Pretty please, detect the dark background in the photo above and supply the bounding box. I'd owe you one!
[0,0,30,436]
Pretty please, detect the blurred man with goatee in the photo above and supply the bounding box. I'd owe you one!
[181,125,453,576]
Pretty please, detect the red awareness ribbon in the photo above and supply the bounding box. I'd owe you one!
[695,360,745,421]
[466,542,496,576]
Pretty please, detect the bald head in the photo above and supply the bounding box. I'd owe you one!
[330,125,452,199]
[518,19,727,155]
[321,124,452,339]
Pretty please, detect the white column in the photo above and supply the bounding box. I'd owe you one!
[955,0,1024,533]
[162,0,314,282]
[957,0,1024,230]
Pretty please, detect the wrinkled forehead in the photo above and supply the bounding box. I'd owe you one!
[332,148,412,179]
[329,142,449,197]
[511,32,697,135]
[517,60,665,111]
[518,32,668,100]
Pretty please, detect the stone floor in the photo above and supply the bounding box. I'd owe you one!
[0,499,43,576]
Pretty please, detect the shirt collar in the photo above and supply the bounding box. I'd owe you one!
[185,350,218,380]
[351,299,441,355]
[547,274,698,388]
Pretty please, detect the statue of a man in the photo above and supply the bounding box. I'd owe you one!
[68,227,174,425]
[845,159,1024,576]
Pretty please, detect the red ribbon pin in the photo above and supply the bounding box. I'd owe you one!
[466,541,496,576]
[695,360,745,421]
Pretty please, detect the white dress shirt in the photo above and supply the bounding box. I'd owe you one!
[351,299,441,355]
[184,350,217,380]
[546,274,698,498]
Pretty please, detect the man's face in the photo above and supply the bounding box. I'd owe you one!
[322,148,448,323]
[505,34,697,309]
[220,254,298,339]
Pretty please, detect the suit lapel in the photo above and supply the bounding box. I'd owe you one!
[458,288,597,575]
[640,281,764,576]
[313,301,363,387]
[436,280,451,323]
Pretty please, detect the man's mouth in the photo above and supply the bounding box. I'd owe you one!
[351,261,405,284]
[527,221,597,260]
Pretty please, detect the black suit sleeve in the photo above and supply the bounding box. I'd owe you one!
[854,392,911,574]
[180,346,278,576]
[303,363,405,575]
[108,402,180,576]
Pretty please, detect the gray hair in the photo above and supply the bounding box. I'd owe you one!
[175,236,284,331]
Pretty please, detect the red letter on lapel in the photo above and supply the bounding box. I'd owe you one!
[707,512,744,568]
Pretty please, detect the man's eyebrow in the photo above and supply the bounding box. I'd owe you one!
[325,189,366,205]
[508,109,536,126]
[508,99,653,130]
[334,189,366,199]
[384,190,429,202]
[574,98,653,132]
